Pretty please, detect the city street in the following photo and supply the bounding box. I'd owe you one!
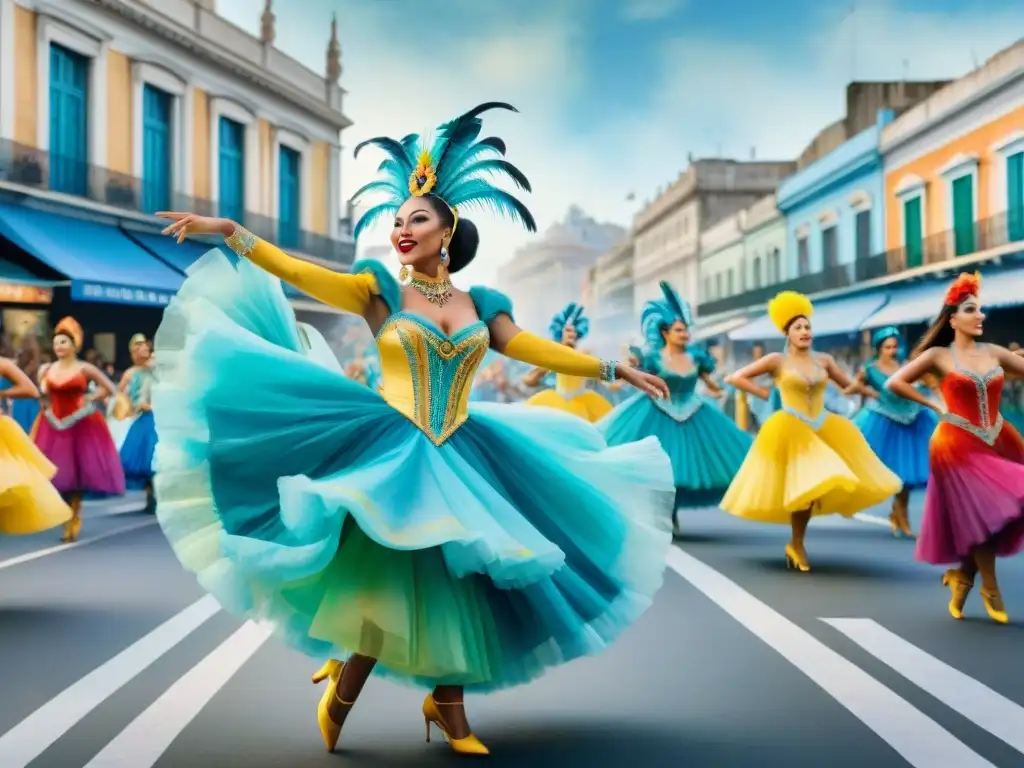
[1,492,1023,768]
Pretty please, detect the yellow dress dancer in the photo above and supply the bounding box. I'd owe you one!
[0,356,73,535]
[523,303,614,422]
[722,291,902,571]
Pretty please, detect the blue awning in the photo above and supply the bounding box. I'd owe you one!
[126,229,312,302]
[979,264,1024,310]
[859,281,945,329]
[730,290,889,341]
[0,204,183,306]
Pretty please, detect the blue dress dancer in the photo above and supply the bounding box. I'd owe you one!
[118,334,158,511]
[849,326,937,537]
[600,281,752,533]
[150,103,673,758]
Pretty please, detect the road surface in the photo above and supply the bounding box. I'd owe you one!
[0,492,1022,767]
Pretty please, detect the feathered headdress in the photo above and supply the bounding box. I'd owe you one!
[641,281,692,348]
[350,102,537,241]
[53,316,83,351]
[549,303,589,342]
[767,291,813,334]
[944,271,981,306]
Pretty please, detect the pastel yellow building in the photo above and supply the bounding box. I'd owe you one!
[0,0,351,261]
[881,42,1024,269]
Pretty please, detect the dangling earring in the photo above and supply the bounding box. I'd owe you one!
[439,246,450,279]
[398,265,411,284]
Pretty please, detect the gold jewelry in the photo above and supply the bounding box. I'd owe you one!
[398,265,411,284]
[408,268,453,307]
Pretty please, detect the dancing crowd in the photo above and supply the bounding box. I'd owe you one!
[2,103,1023,759]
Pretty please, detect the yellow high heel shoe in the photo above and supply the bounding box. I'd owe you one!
[941,569,973,620]
[423,694,490,756]
[312,659,353,752]
[784,543,810,572]
[980,588,1009,624]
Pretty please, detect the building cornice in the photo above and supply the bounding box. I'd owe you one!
[91,0,352,130]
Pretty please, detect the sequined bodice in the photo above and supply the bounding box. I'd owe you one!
[648,354,704,422]
[45,369,89,418]
[128,367,154,408]
[376,312,490,445]
[776,359,827,422]
[865,363,922,423]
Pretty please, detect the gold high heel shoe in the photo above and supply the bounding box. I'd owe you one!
[60,517,81,543]
[312,659,354,752]
[980,588,1009,624]
[784,543,810,572]
[941,569,973,620]
[423,694,489,756]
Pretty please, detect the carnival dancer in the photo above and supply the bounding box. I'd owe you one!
[846,326,937,538]
[522,303,614,422]
[0,356,72,535]
[887,272,1024,624]
[10,335,42,434]
[35,317,126,542]
[117,334,158,511]
[722,291,901,571]
[150,102,673,757]
[601,281,752,532]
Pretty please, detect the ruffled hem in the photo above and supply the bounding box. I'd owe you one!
[853,407,935,488]
[153,248,674,691]
[721,410,901,523]
[0,415,72,534]
[601,393,752,508]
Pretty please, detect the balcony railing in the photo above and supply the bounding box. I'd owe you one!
[697,210,1024,316]
[0,139,355,267]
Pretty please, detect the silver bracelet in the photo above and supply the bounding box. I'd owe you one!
[599,359,617,383]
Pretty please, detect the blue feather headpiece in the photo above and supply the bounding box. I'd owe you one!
[640,281,692,348]
[350,102,537,241]
[872,326,903,357]
[549,303,589,342]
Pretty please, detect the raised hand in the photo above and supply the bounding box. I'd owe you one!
[157,212,235,243]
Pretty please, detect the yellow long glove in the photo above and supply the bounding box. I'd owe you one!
[225,226,379,314]
[503,331,616,382]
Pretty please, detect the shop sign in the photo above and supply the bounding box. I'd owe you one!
[76,282,173,306]
[0,282,52,304]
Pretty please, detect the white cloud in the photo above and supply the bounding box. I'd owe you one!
[621,0,688,22]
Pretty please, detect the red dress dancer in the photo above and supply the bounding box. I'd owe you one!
[35,317,126,541]
[888,273,1024,624]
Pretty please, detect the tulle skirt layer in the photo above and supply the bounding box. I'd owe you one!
[119,410,157,487]
[916,422,1024,564]
[0,414,72,534]
[34,411,126,496]
[152,250,674,691]
[524,389,613,422]
[721,410,902,524]
[853,407,936,488]
[601,393,752,508]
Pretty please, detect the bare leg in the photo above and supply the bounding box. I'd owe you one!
[330,653,376,721]
[61,494,82,542]
[431,685,472,740]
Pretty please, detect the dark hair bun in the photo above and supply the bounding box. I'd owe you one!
[447,217,479,274]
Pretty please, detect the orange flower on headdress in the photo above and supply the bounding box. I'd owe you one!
[408,150,437,197]
[944,271,981,306]
[53,316,83,351]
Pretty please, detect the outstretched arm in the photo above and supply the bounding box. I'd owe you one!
[0,358,39,399]
[487,314,669,398]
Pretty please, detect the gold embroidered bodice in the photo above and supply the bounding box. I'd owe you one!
[775,359,827,420]
[376,311,490,446]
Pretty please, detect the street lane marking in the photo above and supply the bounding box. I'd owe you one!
[0,595,221,768]
[0,519,158,571]
[853,513,892,528]
[824,618,1024,756]
[665,548,995,768]
[83,621,273,767]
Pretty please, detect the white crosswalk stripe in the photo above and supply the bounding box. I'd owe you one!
[1,550,1021,766]
[824,618,1024,757]
[0,596,220,768]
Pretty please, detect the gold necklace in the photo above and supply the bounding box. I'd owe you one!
[404,267,453,307]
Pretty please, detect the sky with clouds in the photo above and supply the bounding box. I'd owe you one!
[217,0,1024,287]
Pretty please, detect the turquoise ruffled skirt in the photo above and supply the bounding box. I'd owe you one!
[852,407,936,488]
[152,251,674,692]
[600,394,752,508]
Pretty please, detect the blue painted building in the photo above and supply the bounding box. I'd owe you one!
[776,109,894,280]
